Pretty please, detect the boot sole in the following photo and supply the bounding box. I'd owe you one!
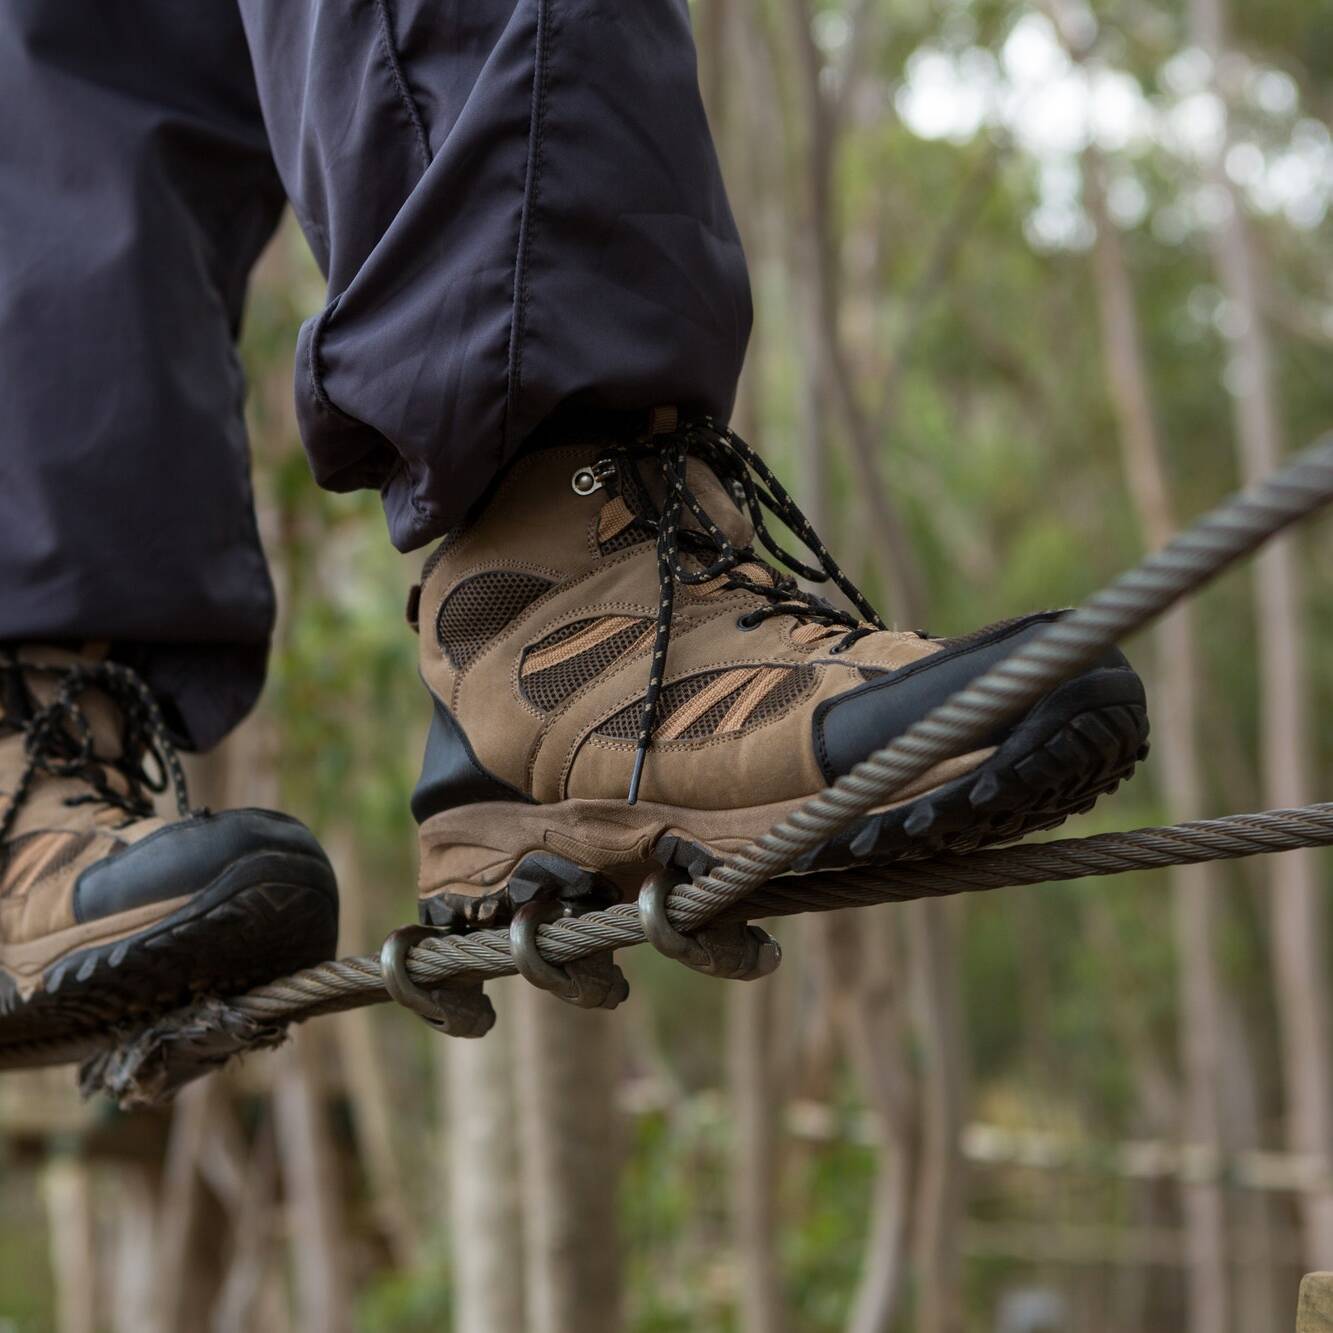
[419,666,1149,927]
[0,849,338,1057]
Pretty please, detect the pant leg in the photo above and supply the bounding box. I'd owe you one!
[0,2,287,748]
[237,0,752,552]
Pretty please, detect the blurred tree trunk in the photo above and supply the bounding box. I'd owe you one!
[837,908,915,1333]
[1088,906,1182,1324]
[43,1156,97,1333]
[780,0,925,619]
[213,1114,287,1333]
[275,1026,352,1333]
[155,1079,220,1332]
[515,988,623,1333]
[442,979,527,1333]
[774,6,967,1327]
[1081,144,1233,1333]
[330,832,420,1269]
[907,899,966,1333]
[729,980,788,1333]
[706,1,791,1315]
[1189,0,1333,1269]
[1219,1007,1282,1333]
[110,1164,158,1333]
[238,460,351,1333]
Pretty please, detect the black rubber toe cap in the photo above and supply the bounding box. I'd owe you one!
[73,808,337,925]
[812,610,1134,783]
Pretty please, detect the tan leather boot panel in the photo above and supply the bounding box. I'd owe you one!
[0,894,193,998]
[418,747,995,901]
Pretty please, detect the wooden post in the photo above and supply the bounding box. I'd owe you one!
[1297,1273,1333,1332]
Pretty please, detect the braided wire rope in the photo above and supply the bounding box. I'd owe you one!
[1,436,1330,1097]
[4,802,1330,1086]
[231,802,1333,1015]
[236,432,1330,1009]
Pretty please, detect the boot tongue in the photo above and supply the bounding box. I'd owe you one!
[9,646,126,760]
[677,458,755,550]
[636,455,754,548]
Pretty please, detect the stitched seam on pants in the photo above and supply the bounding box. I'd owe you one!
[373,0,432,172]
[503,0,551,464]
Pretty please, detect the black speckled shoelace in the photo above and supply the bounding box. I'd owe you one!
[599,418,887,804]
[0,655,192,852]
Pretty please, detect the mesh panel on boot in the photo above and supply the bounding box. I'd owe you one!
[1,830,99,898]
[521,618,652,712]
[723,665,817,732]
[437,572,555,670]
[600,520,652,554]
[595,666,816,742]
[678,665,817,739]
[598,466,654,553]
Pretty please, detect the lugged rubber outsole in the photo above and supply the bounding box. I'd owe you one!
[0,851,339,1052]
[419,666,1150,927]
[792,667,1149,871]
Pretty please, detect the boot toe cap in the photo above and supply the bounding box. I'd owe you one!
[812,611,1134,782]
[72,808,336,925]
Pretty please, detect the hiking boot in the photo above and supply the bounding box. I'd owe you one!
[0,647,338,1051]
[411,415,1149,928]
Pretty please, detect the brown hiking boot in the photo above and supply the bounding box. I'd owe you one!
[0,647,338,1051]
[412,416,1149,928]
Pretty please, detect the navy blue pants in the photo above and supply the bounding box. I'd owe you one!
[0,1,751,747]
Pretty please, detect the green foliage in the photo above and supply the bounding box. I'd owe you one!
[356,1249,453,1333]
[0,1173,55,1332]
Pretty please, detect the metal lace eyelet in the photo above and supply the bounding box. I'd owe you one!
[571,467,600,496]
[571,459,615,497]
[736,612,761,631]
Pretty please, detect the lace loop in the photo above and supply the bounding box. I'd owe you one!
[0,655,192,852]
[608,418,887,804]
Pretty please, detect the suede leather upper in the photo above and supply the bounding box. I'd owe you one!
[1,648,169,944]
[0,648,335,955]
[413,441,988,814]
[407,433,1148,917]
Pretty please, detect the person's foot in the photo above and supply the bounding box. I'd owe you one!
[411,415,1149,928]
[0,647,338,1051]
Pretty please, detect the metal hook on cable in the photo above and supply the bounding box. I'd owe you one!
[509,899,630,1010]
[638,869,781,980]
[379,924,495,1037]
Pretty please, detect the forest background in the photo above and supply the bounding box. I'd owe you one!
[2,0,1332,1330]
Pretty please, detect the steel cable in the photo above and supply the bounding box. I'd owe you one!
[0,436,1327,1102]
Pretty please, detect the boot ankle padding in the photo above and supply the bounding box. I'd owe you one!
[411,694,535,824]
